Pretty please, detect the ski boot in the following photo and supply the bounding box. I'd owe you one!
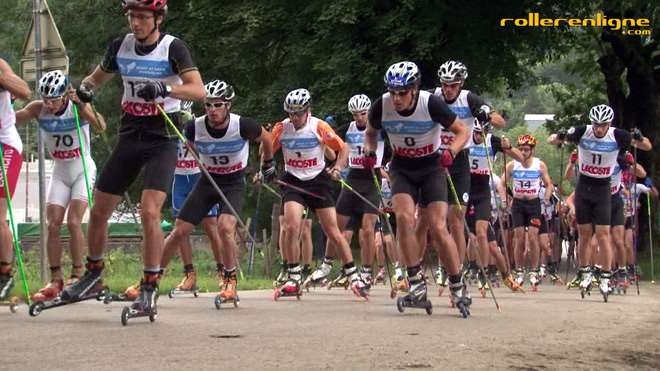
[327,271,350,290]
[528,270,540,292]
[274,266,303,301]
[273,264,288,289]
[578,267,592,299]
[374,266,386,285]
[514,268,525,287]
[346,266,369,300]
[435,266,448,296]
[566,273,581,290]
[102,280,141,305]
[599,271,612,303]
[477,270,490,298]
[390,269,409,299]
[215,270,239,309]
[486,265,500,288]
[539,264,547,282]
[502,273,525,293]
[121,276,159,326]
[449,277,472,318]
[615,268,629,295]
[31,261,108,317]
[168,270,198,298]
[302,262,332,289]
[546,261,563,285]
[0,273,19,313]
[359,267,373,292]
[31,279,64,302]
[464,262,479,286]
[396,271,432,315]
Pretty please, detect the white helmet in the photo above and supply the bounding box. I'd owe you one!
[384,61,421,89]
[284,88,311,113]
[437,60,468,83]
[180,100,193,112]
[589,104,614,124]
[205,80,235,101]
[39,70,69,98]
[473,118,484,132]
[348,94,371,113]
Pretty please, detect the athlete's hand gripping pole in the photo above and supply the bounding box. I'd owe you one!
[0,145,30,304]
[71,104,94,208]
[446,168,502,312]
[155,104,256,247]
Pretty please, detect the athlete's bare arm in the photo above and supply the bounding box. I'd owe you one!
[447,118,468,157]
[169,70,205,102]
[0,58,32,101]
[539,161,554,202]
[14,101,42,124]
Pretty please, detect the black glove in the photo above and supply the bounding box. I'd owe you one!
[556,128,567,140]
[260,159,276,182]
[631,128,643,141]
[136,81,169,101]
[76,84,94,103]
[475,105,492,124]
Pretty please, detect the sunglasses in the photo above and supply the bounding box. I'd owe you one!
[205,102,230,109]
[388,89,411,97]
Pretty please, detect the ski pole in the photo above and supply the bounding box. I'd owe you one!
[247,186,262,276]
[0,145,30,304]
[648,195,655,284]
[632,144,640,295]
[261,183,282,199]
[155,103,256,246]
[71,104,94,208]
[369,170,396,296]
[275,179,325,200]
[446,168,501,312]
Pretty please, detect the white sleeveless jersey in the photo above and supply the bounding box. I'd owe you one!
[175,140,199,175]
[512,158,542,198]
[381,90,442,158]
[577,125,620,179]
[468,133,497,175]
[280,116,327,181]
[38,100,91,161]
[433,88,474,150]
[117,34,183,117]
[381,177,393,212]
[0,89,22,152]
[194,113,248,175]
[346,121,384,169]
[610,164,622,195]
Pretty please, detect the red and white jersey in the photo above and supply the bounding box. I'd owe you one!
[381,90,442,158]
[174,140,199,175]
[468,133,496,175]
[512,158,542,198]
[433,89,474,150]
[577,125,620,179]
[194,113,248,175]
[0,89,22,152]
[346,121,384,169]
[38,99,91,161]
[275,116,329,181]
[117,34,183,117]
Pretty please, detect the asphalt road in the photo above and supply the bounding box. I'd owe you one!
[2,282,659,371]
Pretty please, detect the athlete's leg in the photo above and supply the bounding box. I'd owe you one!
[426,201,461,275]
[161,219,195,269]
[393,193,420,267]
[46,204,67,281]
[282,201,305,264]
[359,213,378,268]
[218,214,238,271]
[140,189,167,270]
[202,216,223,266]
[87,191,123,259]
[66,199,88,277]
[301,219,313,266]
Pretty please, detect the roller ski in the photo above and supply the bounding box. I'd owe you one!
[598,271,612,303]
[102,281,141,304]
[514,268,525,287]
[168,271,199,299]
[539,264,547,282]
[396,272,432,315]
[349,268,370,300]
[0,274,19,313]
[477,271,490,298]
[449,278,472,318]
[274,266,303,300]
[528,270,540,292]
[327,272,349,291]
[435,266,448,296]
[272,265,288,289]
[486,266,500,288]
[614,268,629,295]
[121,277,159,326]
[502,273,525,293]
[464,263,479,286]
[374,267,386,285]
[566,273,581,290]
[214,270,239,309]
[578,267,592,299]
[302,262,331,289]
[32,265,108,316]
[546,262,563,285]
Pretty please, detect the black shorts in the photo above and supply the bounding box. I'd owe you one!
[336,170,380,216]
[281,171,335,211]
[511,198,542,229]
[468,195,491,222]
[610,192,624,227]
[96,134,177,195]
[539,216,557,234]
[390,159,447,207]
[466,206,495,242]
[625,216,633,230]
[344,212,364,233]
[575,176,611,226]
[177,175,245,226]
[447,149,470,205]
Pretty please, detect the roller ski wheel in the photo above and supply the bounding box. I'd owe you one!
[274,280,302,301]
[396,295,432,316]
[214,294,240,309]
[1,296,20,313]
[29,301,45,317]
[121,302,158,326]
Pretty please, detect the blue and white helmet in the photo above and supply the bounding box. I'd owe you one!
[589,104,614,124]
[39,70,69,98]
[348,94,371,113]
[384,61,421,90]
[437,60,468,83]
[284,88,311,113]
